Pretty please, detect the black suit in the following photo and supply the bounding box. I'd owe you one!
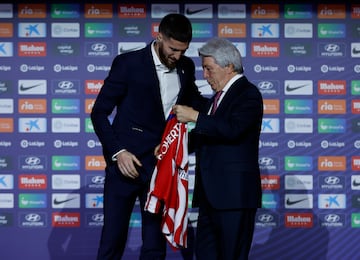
[91,43,205,259]
[191,76,263,260]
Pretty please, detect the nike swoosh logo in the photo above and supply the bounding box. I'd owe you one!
[53,197,77,205]
[119,46,141,53]
[188,218,198,224]
[286,197,308,205]
[285,84,308,92]
[185,7,209,15]
[353,180,360,186]
[198,84,210,89]
[19,83,43,91]
[353,48,360,54]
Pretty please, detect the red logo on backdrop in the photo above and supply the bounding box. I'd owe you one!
[18,42,46,57]
[351,4,360,18]
[18,174,47,189]
[85,80,103,94]
[261,175,280,190]
[251,42,280,57]
[118,4,146,18]
[352,156,360,171]
[352,100,360,114]
[285,213,313,228]
[152,22,160,38]
[52,212,80,227]
[318,80,346,95]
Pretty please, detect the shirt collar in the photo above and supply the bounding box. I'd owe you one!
[221,74,243,94]
[151,41,172,72]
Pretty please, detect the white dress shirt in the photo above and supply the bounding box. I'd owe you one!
[112,41,181,161]
[151,41,180,118]
[208,74,243,114]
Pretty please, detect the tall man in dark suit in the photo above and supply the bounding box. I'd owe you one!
[173,37,264,260]
[91,13,206,260]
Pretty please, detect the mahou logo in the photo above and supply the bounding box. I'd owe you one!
[18,174,47,189]
[261,175,280,190]
[18,42,46,57]
[285,213,313,228]
[118,4,146,18]
[52,212,80,227]
[85,80,103,94]
[251,42,279,57]
[318,80,346,95]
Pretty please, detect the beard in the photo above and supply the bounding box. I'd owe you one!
[158,43,177,70]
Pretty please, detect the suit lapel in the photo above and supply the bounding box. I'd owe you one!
[143,44,166,119]
[176,62,187,103]
[215,76,248,114]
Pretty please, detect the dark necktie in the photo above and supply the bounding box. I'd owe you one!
[211,91,223,114]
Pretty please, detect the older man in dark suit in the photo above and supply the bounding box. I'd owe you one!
[91,13,206,260]
[173,37,264,260]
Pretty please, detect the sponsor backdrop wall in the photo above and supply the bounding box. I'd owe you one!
[0,1,359,259]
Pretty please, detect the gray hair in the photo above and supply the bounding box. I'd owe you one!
[198,37,244,73]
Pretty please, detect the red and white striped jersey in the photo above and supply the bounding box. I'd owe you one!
[145,112,189,249]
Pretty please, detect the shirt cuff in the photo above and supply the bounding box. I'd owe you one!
[112,149,127,161]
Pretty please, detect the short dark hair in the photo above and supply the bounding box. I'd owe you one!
[158,13,192,43]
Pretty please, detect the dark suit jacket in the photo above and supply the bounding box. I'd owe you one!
[192,76,263,209]
[91,43,205,181]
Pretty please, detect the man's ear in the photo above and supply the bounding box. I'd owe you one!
[226,63,235,73]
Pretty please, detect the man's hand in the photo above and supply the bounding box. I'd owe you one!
[116,151,142,179]
[172,105,199,123]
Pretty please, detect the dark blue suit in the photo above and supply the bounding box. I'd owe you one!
[91,43,205,259]
[191,76,263,260]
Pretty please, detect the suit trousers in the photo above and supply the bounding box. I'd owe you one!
[195,181,257,260]
[97,164,166,260]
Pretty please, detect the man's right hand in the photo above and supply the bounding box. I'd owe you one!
[116,151,142,179]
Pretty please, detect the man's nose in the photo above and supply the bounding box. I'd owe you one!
[173,51,182,60]
[203,70,209,78]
